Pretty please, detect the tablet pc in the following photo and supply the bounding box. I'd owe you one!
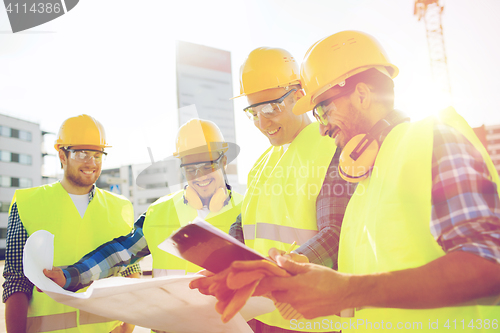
[158,217,269,273]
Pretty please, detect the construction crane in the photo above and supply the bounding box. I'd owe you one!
[414,0,452,97]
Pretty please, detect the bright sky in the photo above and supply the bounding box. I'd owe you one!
[1,0,499,185]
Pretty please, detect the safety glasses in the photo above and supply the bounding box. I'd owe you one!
[244,89,296,121]
[312,88,355,126]
[67,149,107,164]
[180,153,224,179]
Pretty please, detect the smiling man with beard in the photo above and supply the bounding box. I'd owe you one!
[3,114,139,333]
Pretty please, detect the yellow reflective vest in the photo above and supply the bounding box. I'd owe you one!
[242,122,341,331]
[16,182,134,333]
[339,108,500,332]
[144,190,243,276]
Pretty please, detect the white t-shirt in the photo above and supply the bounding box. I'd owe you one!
[68,193,89,218]
[197,206,211,220]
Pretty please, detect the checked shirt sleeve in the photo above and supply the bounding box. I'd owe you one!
[2,202,34,303]
[431,123,500,264]
[296,148,357,269]
[63,213,150,291]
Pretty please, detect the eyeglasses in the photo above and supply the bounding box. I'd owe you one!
[312,88,355,126]
[180,153,224,179]
[244,89,296,121]
[67,149,107,164]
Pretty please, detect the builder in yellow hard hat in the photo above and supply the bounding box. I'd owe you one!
[212,47,355,332]
[3,114,140,333]
[42,119,244,305]
[235,31,500,332]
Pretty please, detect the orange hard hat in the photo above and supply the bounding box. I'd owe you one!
[232,47,300,99]
[173,119,228,158]
[54,114,110,151]
[293,31,399,115]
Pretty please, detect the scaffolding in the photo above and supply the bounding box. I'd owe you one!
[414,0,452,95]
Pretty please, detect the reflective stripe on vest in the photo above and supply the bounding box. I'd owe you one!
[17,182,134,333]
[242,123,340,331]
[338,107,500,332]
[144,190,243,274]
[243,223,318,245]
[27,312,77,333]
[26,311,114,333]
[152,269,198,277]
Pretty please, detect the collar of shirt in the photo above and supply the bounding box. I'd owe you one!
[57,181,96,202]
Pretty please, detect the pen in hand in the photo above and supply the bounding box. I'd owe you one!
[285,241,297,255]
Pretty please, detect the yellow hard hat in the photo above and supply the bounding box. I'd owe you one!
[293,31,399,115]
[173,119,228,158]
[232,47,300,99]
[54,114,110,151]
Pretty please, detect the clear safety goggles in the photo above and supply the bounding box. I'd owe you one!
[180,153,224,180]
[244,89,296,121]
[313,88,356,126]
[66,149,107,164]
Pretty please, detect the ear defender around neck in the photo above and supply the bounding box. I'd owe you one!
[339,110,410,183]
[183,185,203,210]
[183,184,232,213]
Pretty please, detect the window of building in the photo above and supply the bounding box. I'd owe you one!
[0,228,7,238]
[11,177,19,187]
[10,128,19,139]
[19,178,32,187]
[0,176,32,188]
[0,151,9,162]
[19,130,32,141]
[11,153,19,163]
[0,201,10,213]
[0,151,32,165]
[0,126,32,141]
[0,126,10,137]
[488,139,500,145]
[138,197,159,205]
[0,176,9,187]
[20,154,32,165]
[145,182,168,189]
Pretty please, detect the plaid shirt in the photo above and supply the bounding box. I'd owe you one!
[2,186,141,302]
[240,123,500,333]
[230,147,355,270]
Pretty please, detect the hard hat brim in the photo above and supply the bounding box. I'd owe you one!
[136,142,240,189]
[293,95,313,115]
[230,93,245,100]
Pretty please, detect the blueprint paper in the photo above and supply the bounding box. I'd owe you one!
[24,230,274,333]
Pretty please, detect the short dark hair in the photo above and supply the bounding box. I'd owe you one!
[343,68,395,109]
[59,147,70,169]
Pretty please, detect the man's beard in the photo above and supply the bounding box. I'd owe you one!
[339,104,374,149]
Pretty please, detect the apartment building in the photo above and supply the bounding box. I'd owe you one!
[485,124,500,176]
[0,114,42,258]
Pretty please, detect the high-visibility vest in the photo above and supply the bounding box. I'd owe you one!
[339,107,500,332]
[242,122,341,331]
[16,182,134,333]
[143,190,243,277]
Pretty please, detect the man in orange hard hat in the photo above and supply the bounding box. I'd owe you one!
[208,47,355,332]
[3,114,140,333]
[234,31,500,332]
